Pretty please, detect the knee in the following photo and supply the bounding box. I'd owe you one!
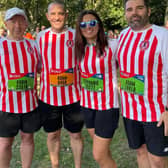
[136,144,148,158]
[92,148,104,164]
[69,132,82,141]
[20,132,34,144]
[149,155,166,168]
[48,131,61,142]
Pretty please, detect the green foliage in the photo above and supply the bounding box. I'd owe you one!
[84,0,126,31]
[0,0,167,31]
[150,0,167,25]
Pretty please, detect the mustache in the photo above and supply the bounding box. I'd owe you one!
[130,14,141,20]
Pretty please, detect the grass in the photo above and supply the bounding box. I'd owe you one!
[10,116,137,168]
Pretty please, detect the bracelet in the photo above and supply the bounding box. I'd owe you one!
[165,106,168,111]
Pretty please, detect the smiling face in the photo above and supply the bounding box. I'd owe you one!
[125,0,151,31]
[80,14,99,44]
[5,15,28,40]
[46,3,67,33]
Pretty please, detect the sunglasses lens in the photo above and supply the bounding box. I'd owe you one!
[80,22,86,28]
[90,20,97,27]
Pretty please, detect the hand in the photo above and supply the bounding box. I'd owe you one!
[157,111,168,136]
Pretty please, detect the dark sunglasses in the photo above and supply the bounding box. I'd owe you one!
[80,20,98,29]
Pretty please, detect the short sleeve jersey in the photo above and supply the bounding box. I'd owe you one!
[79,40,119,110]
[36,28,80,106]
[0,38,39,113]
[117,25,168,122]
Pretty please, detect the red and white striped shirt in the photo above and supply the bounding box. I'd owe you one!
[117,25,168,122]
[79,40,119,110]
[0,38,39,113]
[36,28,80,106]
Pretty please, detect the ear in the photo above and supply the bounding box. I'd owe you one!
[46,13,49,21]
[147,7,151,17]
[65,12,68,20]
[4,21,8,29]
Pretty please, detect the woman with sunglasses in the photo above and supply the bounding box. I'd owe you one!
[75,10,119,168]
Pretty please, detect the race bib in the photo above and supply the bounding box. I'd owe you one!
[49,68,74,87]
[8,72,34,91]
[81,72,104,92]
[120,71,145,95]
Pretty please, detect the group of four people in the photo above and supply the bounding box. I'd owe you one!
[0,0,168,168]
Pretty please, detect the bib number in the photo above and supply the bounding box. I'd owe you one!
[8,73,34,91]
[49,68,74,87]
[81,72,103,92]
[120,71,144,95]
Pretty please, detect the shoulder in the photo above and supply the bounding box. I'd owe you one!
[108,39,118,50]
[67,27,76,34]
[152,25,168,37]
[119,27,130,36]
[36,28,50,40]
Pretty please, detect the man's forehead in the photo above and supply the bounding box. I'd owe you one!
[48,4,65,13]
[126,0,145,7]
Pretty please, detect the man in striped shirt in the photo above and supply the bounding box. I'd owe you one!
[36,1,83,168]
[0,7,41,168]
[117,0,168,167]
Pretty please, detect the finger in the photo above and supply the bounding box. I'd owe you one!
[157,119,163,127]
[165,124,168,136]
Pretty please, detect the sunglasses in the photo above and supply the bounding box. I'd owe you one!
[80,20,98,29]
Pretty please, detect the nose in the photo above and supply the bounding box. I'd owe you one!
[132,8,138,15]
[14,21,21,27]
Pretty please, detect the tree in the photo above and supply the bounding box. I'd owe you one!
[84,0,126,31]
[150,0,167,26]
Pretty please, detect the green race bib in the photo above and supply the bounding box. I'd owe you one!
[81,72,104,92]
[120,71,145,95]
[8,73,34,91]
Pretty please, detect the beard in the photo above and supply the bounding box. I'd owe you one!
[128,14,149,31]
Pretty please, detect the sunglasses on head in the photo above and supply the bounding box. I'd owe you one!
[80,20,98,29]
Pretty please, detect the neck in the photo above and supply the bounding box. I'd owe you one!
[132,23,152,32]
[87,39,97,45]
[7,35,23,41]
[51,27,67,33]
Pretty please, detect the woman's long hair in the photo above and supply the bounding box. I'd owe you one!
[75,10,108,60]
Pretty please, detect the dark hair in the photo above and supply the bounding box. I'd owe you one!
[124,0,150,8]
[75,10,108,60]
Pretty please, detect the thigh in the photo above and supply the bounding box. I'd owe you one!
[0,111,20,137]
[63,101,84,133]
[144,122,168,156]
[123,117,145,149]
[38,100,62,132]
[95,108,119,138]
[93,134,112,155]
[21,108,41,133]
[80,107,96,128]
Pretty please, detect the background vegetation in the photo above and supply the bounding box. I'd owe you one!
[0,0,168,31]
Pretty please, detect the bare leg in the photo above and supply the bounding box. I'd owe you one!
[20,132,34,168]
[69,132,83,168]
[93,135,117,168]
[148,152,168,168]
[0,137,14,168]
[47,130,61,168]
[136,144,151,168]
[87,128,95,139]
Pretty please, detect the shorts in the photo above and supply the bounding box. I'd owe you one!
[0,108,41,137]
[123,117,168,156]
[81,107,119,138]
[38,100,84,133]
